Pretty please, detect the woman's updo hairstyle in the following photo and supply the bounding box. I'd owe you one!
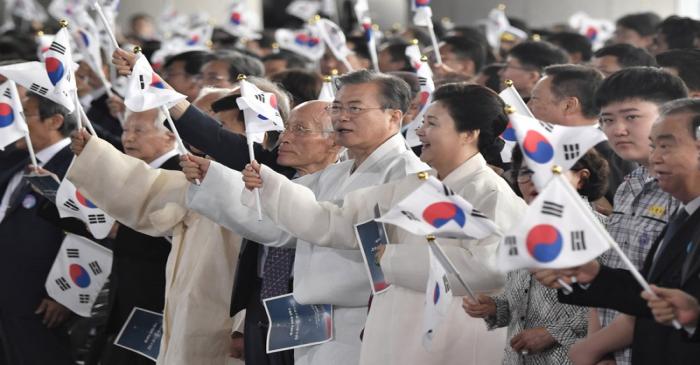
[431,83,508,167]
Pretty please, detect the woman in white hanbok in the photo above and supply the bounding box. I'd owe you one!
[243,83,528,365]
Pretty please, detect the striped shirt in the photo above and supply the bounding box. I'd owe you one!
[598,166,679,365]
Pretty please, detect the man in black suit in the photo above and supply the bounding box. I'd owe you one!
[534,98,700,364]
[0,93,77,364]
[99,108,180,365]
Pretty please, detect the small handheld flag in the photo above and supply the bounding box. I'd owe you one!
[286,0,321,21]
[0,81,36,166]
[422,238,454,349]
[44,22,78,113]
[402,53,434,148]
[315,17,354,71]
[410,0,441,65]
[274,27,325,61]
[56,178,116,239]
[376,173,499,239]
[354,0,379,72]
[45,233,112,317]
[222,0,261,40]
[317,75,336,102]
[123,53,187,112]
[498,80,534,163]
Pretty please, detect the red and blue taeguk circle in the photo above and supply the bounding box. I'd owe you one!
[526,224,563,263]
[423,201,466,229]
[69,263,91,288]
[522,130,554,163]
[0,102,15,128]
[75,190,97,208]
[45,57,65,86]
[501,122,517,142]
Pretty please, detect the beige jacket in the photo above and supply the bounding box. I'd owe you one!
[67,137,244,365]
[248,153,528,365]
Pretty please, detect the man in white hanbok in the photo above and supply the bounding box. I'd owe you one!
[183,70,428,365]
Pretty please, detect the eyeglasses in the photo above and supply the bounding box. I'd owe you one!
[326,104,386,116]
[281,124,333,136]
[504,63,538,72]
[198,73,229,84]
[516,168,534,184]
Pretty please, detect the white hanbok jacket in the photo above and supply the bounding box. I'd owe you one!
[66,138,244,365]
[187,133,427,365]
[246,153,528,365]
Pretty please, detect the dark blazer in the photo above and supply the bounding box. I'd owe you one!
[174,104,297,316]
[105,155,181,334]
[559,207,700,364]
[0,146,73,315]
[86,92,124,151]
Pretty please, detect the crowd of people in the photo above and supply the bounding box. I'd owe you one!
[1,4,700,365]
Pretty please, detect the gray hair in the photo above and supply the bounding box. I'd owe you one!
[659,98,700,136]
[123,108,169,133]
[335,69,412,114]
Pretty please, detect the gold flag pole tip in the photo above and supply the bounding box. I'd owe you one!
[426,235,436,242]
[331,69,339,76]
[323,75,332,82]
[420,55,428,62]
[237,74,247,81]
[133,46,142,54]
[504,105,516,115]
[504,79,514,87]
[58,19,69,28]
[551,165,563,174]
[417,171,430,180]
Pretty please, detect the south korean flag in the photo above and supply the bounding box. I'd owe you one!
[45,234,112,317]
[56,177,116,240]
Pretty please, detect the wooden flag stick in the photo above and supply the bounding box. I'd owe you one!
[426,21,442,65]
[427,236,477,302]
[247,139,264,221]
[92,1,120,50]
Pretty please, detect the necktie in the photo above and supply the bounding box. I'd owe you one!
[260,247,295,299]
[649,208,690,276]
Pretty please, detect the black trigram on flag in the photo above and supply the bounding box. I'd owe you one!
[89,261,102,275]
[66,248,80,258]
[442,275,451,293]
[55,277,71,291]
[563,144,581,161]
[571,230,586,251]
[88,214,107,224]
[441,183,455,196]
[471,209,488,219]
[400,210,420,222]
[255,93,265,103]
[539,121,554,133]
[418,76,427,86]
[2,88,11,98]
[49,42,66,55]
[29,83,49,96]
[79,294,90,304]
[542,201,564,217]
[139,75,145,89]
[63,199,79,212]
[504,236,518,256]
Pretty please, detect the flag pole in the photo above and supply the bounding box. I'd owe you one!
[237,74,264,221]
[426,21,442,65]
[161,105,200,185]
[368,24,380,72]
[555,169,683,329]
[7,80,37,167]
[427,236,477,302]
[92,1,120,50]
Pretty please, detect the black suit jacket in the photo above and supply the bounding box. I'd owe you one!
[105,155,181,334]
[174,105,297,316]
[0,146,73,315]
[86,92,124,151]
[559,207,700,364]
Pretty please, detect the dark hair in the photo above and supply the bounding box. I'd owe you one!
[510,146,609,201]
[262,50,312,71]
[593,44,657,68]
[658,98,700,137]
[28,93,78,137]
[388,71,420,99]
[616,12,661,36]
[431,83,508,166]
[442,35,487,73]
[547,32,593,62]
[163,50,215,76]
[477,63,504,93]
[379,39,412,72]
[656,49,700,92]
[508,41,569,72]
[269,69,322,107]
[212,50,264,80]
[657,16,700,50]
[595,67,688,109]
[335,70,412,113]
[544,65,604,119]
[447,26,496,64]
[346,35,371,61]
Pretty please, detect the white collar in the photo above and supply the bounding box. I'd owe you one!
[35,138,70,166]
[350,133,407,174]
[148,148,179,168]
[682,195,700,216]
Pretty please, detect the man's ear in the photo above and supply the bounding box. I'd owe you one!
[46,114,65,132]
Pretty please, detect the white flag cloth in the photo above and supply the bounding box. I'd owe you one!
[0,61,79,113]
[71,13,105,78]
[317,78,335,102]
[274,27,325,61]
[0,81,28,150]
[422,242,453,349]
[316,18,353,62]
[124,54,186,112]
[411,0,433,27]
[376,175,499,239]
[497,174,611,271]
[286,0,321,21]
[36,33,55,62]
[10,0,48,23]
[481,7,528,49]
[403,52,434,147]
[498,84,534,163]
[56,177,116,239]
[221,0,261,40]
[48,0,86,23]
[510,113,607,189]
[44,27,78,112]
[236,79,285,143]
[45,233,112,317]
[569,11,614,50]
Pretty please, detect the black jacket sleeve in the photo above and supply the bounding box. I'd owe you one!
[557,265,653,318]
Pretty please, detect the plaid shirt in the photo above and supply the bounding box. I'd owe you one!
[598,166,679,365]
